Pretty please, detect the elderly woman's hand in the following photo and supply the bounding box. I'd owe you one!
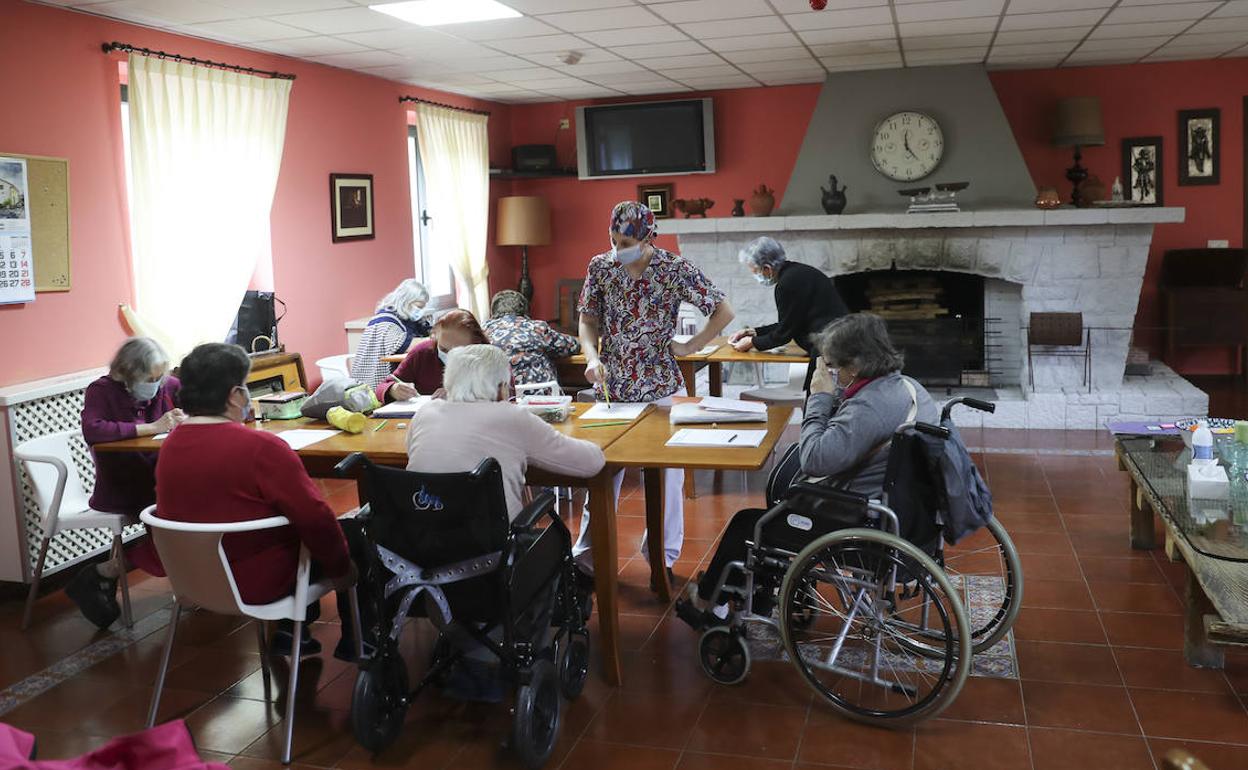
[809,359,837,395]
[389,381,418,401]
[731,336,755,352]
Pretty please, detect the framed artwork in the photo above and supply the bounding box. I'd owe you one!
[1178,108,1219,185]
[1122,137,1163,206]
[637,183,674,219]
[330,173,374,242]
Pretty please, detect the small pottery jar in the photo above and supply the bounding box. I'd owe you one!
[748,184,775,216]
[1034,187,1061,209]
[1081,175,1106,207]
[731,199,745,217]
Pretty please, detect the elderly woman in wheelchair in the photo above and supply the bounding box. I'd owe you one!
[676,313,1022,726]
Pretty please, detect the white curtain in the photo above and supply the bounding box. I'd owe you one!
[415,104,490,318]
[127,54,291,361]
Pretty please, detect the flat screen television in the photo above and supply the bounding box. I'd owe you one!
[575,98,715,180]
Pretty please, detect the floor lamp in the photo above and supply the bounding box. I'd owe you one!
[496,196,551,306]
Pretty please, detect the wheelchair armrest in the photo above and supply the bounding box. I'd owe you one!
[333,452,369,478]
[914,422,951,440]
[784,482,869,507]
[512,490,557,531]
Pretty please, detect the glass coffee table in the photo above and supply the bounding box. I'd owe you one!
[1116,434,1248,667]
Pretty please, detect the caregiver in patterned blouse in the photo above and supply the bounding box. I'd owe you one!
[484,289,581,386]
[572,200,734,585]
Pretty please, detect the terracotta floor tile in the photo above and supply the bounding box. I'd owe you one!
[1063,515,1129,534]
[334,711,471,770]
[797,711,914,769]
[1055,496,1129,517]
[687,699,807,760]
[18,728,115,761]
[708,660,814,710]
[82,685,215,735]
[1100,612,1185,651]
[1013,608,1107,644]
[584,690,707,749]
[1020,579,1094,610]
[1129,688,1248,743]
[237,707,357,767]
[1016,641,1123,685]
[987,477,1052,497]
[931,676,1025,725]
[164,649,265,693]
[1028,727,1153,770]
[912,720,1030,770]
[618,651,715,699]
[1069,531,1140,557]
[1008,531,1075,555]
[675,752,791,770]
[1090,582,1183,615]
[992,495,1059,515]
[182,696,283,754]
[1018,552,1082,581]
[1078,556,1166,584]
[1147,739,1248,770]
[994,511,1065,534]
[0,676,139,732]
[559,740,680,770]
[1112,647,1232,693]
[1021,681,1140,734]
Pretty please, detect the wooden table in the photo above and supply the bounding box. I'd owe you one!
[1116,436,1248,667]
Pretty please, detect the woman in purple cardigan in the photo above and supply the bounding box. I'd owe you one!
[72,337,185,627]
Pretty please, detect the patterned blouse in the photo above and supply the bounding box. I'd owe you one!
[578,247,724,402]
[484,315,581,386]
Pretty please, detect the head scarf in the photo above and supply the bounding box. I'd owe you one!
[609,200,657,243]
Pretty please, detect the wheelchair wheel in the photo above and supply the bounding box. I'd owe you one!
[351,650,409,753]
[698,626,751,685]
[558,629,590,699]
[931,517,1023,655]
[512,658,561,770]
[779,528,971,726]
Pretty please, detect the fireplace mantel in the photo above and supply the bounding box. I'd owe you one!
[660,207,1185,234]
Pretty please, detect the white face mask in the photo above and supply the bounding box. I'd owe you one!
[613,243,644,265]
[130,378,161,402]
[437,347,449,364]
[753,271,776,286]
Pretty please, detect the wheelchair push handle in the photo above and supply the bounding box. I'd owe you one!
[941,396,996,422]
[914,421,951,439]
[333,451,369,477]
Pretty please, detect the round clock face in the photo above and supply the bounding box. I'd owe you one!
[870,111,944,182]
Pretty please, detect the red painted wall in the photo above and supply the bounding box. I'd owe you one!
[0,0,510,388]
[991,61,1245,375]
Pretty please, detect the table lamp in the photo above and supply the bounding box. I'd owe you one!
[496,196,551,305]
[1053,96,1105,208]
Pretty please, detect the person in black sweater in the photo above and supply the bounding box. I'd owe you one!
[728,236,849,390]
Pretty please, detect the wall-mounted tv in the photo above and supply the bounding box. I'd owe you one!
[575,98,715,180]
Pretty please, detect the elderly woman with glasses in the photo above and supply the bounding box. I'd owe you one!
[351,279,433,388]
[484,290,581,387]
[677,313,939,628]
[68,337,185,627]
[727,236,848,391]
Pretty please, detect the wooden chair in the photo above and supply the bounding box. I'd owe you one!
[1160,248,1248,377]
[551,279,584,335]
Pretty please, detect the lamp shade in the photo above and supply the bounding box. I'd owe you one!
[1053,97,1105,147]
[496,196,551,246]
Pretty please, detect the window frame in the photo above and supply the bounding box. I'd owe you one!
[407,124,456,309]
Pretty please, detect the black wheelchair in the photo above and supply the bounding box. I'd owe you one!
[689,397,1022,726]
[333,453,590,768]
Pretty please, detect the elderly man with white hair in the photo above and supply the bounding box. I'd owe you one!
[405,344,606,520]
[727,236,849,391]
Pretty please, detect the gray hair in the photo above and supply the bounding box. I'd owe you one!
[738,236,787,271]
[376,279,430,321]
[490,290,529,318]
[444,344,511,403]
[813,313,904,379]
[108,337,170,388]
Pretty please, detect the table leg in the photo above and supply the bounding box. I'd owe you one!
[644,468,671,602]
[680,361,698,500]
[1129,479,1156,550]
[587,469,622,686]
[1183,562,1225,669]
[709,362,722,398]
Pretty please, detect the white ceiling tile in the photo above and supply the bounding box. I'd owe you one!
[704,32,805,51]
[1213,0,1248,16]
[819,52,905,67]
[993,27,1090,44]
[904,32,993,50]
[1149,42,1241,57]
[899,17,999,37]
[437,17,560,41]
[678,16,789,39]
[186,18,312,42]
[90,0,240,25]
[987,55,1066,68]
[822,61,904,72]
[313,49,408,68]
[767,0,887,11]
[649,0,773,24]
[251,35,368,56]
[549,60,649,76]
[611,40,708,58]
[662,64,743,79]
[1077,35,1172,51]
[476,66,565,82]
[797,25,897,45]
[487,33,586,54]
[502,0,632,12]
[1170,30,1248,45]
[673,76,759,89]
[809,39,900,57]
[740,58,822,73]
[1189,15,1248,32]
[1105,2,1220,24]
[1062,52,1139,65]
[758,72,827,85]
[1007,0,1112,12]
[537,6,664,32]
[1089,20,1191,38]
[436,55,533,72]
[991,41,1079,56]
[335,27,458,49]
[638,53,725,69]
[906,46,987,63]
[722,46,814,63]
[784,7,895,30]
[578,25,690,45]
[534,87,628,99]
[273,6,409,34]
[518,77,599,89]
[524,48,623,67]
[620,83,693,94]
[999,9,1107,30]
[895,0,1005,23]
[215,0,350,11]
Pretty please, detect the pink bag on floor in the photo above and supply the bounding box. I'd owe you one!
[0,720,227,770]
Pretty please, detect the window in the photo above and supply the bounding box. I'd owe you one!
[407,124,455,306]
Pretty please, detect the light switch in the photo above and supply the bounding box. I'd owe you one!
[1208,239,1229,248]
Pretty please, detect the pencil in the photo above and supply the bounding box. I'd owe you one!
[582,420,632,428]
[372,420,388,432]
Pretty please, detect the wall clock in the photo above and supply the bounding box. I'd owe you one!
[870,111,944,182]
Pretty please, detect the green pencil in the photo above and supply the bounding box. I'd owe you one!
[372,420,388,432]
[582,420,632,428]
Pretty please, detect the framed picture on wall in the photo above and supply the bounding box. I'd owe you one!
[330,173,375,243]
[637,183,674,219]
[1178,108,1219,186]
[1121,137,1163,206]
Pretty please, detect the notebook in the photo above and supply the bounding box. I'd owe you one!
[666,429,766,448]
[371,396,432,418]
[670,397,767,425]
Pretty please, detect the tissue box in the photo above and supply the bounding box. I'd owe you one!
[1187,462,1230,501]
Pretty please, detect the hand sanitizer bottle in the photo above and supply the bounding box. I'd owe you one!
[1193,420,1215,463]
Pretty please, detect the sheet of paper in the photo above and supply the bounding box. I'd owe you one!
[698,396,767,414]
[372,396,432,418]
[673,334,694,343]
[580,402,647,420]
[666,428,766,448]
[670,403,767,425]
[275,429,340,451]
[152,433,169,440]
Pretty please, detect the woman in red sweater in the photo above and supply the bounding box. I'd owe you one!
[156,343,358,658]
[377,309,488,403]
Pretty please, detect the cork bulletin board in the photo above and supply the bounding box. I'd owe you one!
[5,153,71,292]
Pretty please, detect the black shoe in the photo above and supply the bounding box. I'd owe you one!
[269,627,322,658]
[649,567,677,594]
[674,597,713,632]
[65,564,120,629]
[333,636,376,663]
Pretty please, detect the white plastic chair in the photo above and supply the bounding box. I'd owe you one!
[139,506,362,765]
[740,362,808,409]
[316,354,352,383]
[15,430,134,631]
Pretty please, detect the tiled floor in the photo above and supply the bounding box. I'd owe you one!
[4,427,1248,769]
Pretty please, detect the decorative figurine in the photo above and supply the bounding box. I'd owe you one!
[673,198,714,218]
[820,174,848,215]
[731,199,745,217]
[748,184,775,216]
[1111,175,1124,201]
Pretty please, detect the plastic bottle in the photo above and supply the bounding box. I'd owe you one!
[1192,419,1214,463]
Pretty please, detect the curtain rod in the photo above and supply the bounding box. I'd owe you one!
[399,95,490,116]
[101,41,297,80]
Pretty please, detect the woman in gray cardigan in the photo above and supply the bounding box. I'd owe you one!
[677,313,938,626]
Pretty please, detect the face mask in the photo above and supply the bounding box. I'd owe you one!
[130,378,161,402]
[753,271,776,286]
[232,386,253,422]
[613,243,644,265]
[437,347,449,364]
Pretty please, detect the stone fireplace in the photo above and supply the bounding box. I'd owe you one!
[666,207,1209,429]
